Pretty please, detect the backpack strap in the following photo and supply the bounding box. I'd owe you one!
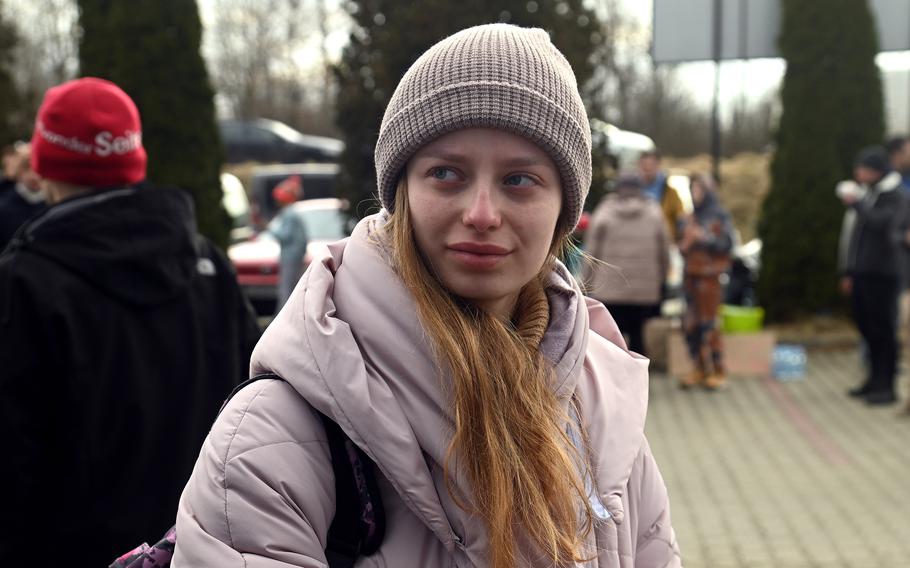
[320,414,386,567]
[218,372,282,414]
[236,374,385,567]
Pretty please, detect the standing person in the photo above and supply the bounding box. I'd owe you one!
[174,24,680,568]
[678,173,734,390]
[0,143,15,185]
[0,78,261,565]
[0,143,47,249]
[639,149,686,242]
[885,135,910,188]
[269,174,309,311]
[843,146,907,405]
[884,136,910,335]
[583,173,669,355]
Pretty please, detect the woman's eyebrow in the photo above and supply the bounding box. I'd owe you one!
[412,150,468,163]
[413,152,549,168]
[499,156,549,168]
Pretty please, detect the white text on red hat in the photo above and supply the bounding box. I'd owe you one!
[95,130,142,157]
[36,119,143,158]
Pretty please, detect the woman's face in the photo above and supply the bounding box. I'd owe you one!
[405,128,563,318]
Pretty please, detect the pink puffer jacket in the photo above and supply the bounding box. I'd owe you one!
[173,215,682,567]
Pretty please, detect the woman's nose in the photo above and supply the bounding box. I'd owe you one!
[461,185,502,232]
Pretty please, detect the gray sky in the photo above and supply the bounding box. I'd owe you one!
[626,0,910,133]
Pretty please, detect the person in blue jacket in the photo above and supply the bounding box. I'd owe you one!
[269,174,309,311]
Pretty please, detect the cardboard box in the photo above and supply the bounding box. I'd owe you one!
[667,328,776,378]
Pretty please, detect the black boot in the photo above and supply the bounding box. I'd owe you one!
[848,382,873,398]
[864,390,898,405]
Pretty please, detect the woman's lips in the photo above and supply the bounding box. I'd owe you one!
[447,242,511,269]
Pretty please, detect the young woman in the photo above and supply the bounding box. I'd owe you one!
[678,174,734,390]
[174,24,680,567]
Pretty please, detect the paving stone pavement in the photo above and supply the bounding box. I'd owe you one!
[646,350,910,568]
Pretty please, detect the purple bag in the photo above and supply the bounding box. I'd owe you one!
[109,526,176,568]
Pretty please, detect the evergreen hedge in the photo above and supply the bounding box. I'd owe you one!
[0,1,20,144]
[78,0,228,248]
[758,0,883,321]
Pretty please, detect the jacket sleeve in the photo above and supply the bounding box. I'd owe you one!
[199,236,261,381]
[173,380,335,567]
[629,438,682,568]
[583,206,608,261]
[663,184,685,242]
[837,211,854,275]
[853,190,907,232]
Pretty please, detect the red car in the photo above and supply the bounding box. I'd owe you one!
[229,198,354,314]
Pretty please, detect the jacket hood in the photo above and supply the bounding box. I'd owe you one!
[251,213,650,554]
[873,171,904,193]
[607,192,649,218]
[8,186,199,306]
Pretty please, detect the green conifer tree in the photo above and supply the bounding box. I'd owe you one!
[758,0,884,321]
[334,0,601,214]
[77,0,228,248]
[0,1,21,144]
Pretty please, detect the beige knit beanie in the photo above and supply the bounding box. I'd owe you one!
[375,23,592,228]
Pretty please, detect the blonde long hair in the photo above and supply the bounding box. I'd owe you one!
[386,179,594,567]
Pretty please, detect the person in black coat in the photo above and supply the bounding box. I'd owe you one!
[842,146,908,405]
[0,143,46,249]
[0,78,262,565]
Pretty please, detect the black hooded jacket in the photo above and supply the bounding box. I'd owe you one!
[0,178,46,250]
[846,171,908,277]
[0,186,261,565]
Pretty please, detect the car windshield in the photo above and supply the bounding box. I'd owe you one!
[297,208,349,240]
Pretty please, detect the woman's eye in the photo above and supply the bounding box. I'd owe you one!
[503,174,536,187]
[430,167,458,182]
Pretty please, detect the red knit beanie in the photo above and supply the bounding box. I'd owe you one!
[272,174,303,205]
[31,77,147,188]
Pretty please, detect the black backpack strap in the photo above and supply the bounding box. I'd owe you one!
[218,372,284,415]
[228,374,385,567]
[320,413,386,567]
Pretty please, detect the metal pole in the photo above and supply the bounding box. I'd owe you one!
[711,0,723,182]
[739,0,748,59]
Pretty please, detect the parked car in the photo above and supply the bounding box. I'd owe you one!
[221,172,254,243]
[219,118,344,164]
[229,198,354,315]
[248,162,341,228]
[590,119,658,171]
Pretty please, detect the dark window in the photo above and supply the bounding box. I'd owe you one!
[248,126,281,145]
[219,122,245,143]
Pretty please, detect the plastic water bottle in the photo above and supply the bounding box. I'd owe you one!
[773,344,807,381]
